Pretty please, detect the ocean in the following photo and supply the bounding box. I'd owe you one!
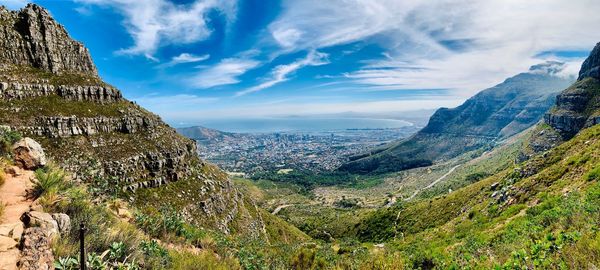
[185,117,413,133]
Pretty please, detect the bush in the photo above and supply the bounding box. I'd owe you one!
[0,128,21,157]
[170,250,240,270]
[139,240,170,267]
[33,166,67,198]
[290,248,325,270]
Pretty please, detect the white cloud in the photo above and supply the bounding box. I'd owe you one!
[159,53,210,68]
[76,0,236,59]
[190,58,260,88]
[0,0,27,9]
[236,50,329,96]
[172,53,210,64]
[269,0,600,96]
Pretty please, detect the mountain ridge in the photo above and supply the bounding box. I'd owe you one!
[339,63,574,174]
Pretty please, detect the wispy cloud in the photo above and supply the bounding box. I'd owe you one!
[269,0,600,96]
[190,58,260,89]
[76,0,236,59]
[236,50,329,96]
[159,53,210,68]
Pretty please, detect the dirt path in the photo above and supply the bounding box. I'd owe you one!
[271,204,292,215]
[1,167,34,223]
[404,165,460,201]
[0,166,35,270]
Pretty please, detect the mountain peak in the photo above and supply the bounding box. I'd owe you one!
[0,3,98,76]
[578,42,600,80]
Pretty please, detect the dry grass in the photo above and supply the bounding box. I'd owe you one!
[0,160,6,218]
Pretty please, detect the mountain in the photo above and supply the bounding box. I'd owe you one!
[177,125,237,142]
[0,4,269,237]
[351,42,600,268]
[339,62,574,174]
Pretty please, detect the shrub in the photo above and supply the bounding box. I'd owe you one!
[33,166,67,198]
[134,208,186,240]
[0,128,21,156]
[140,240,170,267]
[170,250,241,270]
[54,257,78,270]
[290,248,325,270]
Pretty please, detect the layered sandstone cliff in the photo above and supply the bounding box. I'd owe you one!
[0,4,264,236]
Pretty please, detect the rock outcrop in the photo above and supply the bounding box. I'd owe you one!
[12,137,46,170]
[0,82,121,102]
[578,42,600,80]
[544,43,600,139]
[0,4,97,75]
[28,114,158,138]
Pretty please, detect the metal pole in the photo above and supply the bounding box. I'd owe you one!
[79,223,86,270]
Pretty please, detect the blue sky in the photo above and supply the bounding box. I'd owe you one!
[3,0,600,125]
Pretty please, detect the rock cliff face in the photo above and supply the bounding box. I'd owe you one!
[578,42,600,80]
[339,62,573,174]
[0,4,264,236]
[544,43,600,139]
[0,82,121,102]
[0,4,97,75]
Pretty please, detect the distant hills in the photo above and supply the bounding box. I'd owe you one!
[339,62,575,174]
[177,125,237,142]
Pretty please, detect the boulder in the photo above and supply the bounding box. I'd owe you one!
[51,213,71,236]
[21,211,58,238]
[12,138,47,170]
[0,235,17,252]
[0,222,24,242]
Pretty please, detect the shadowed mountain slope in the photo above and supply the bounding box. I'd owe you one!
[339,62,573,174]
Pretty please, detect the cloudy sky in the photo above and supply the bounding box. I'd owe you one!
[3,0,600,124]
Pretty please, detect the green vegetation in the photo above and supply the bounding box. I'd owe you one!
[2,65,106,86]
[585,165,600,181]
[42,161,258,269]
[251,170,383,193]
[33,165,67,198]
[0,127,21,157]
[348,124,600,268]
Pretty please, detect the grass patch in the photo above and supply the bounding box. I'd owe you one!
[585,165,600,181]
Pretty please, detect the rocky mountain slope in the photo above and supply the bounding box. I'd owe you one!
[352,43,600,268]
[339,62,573,174]
[0,4,265,237]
